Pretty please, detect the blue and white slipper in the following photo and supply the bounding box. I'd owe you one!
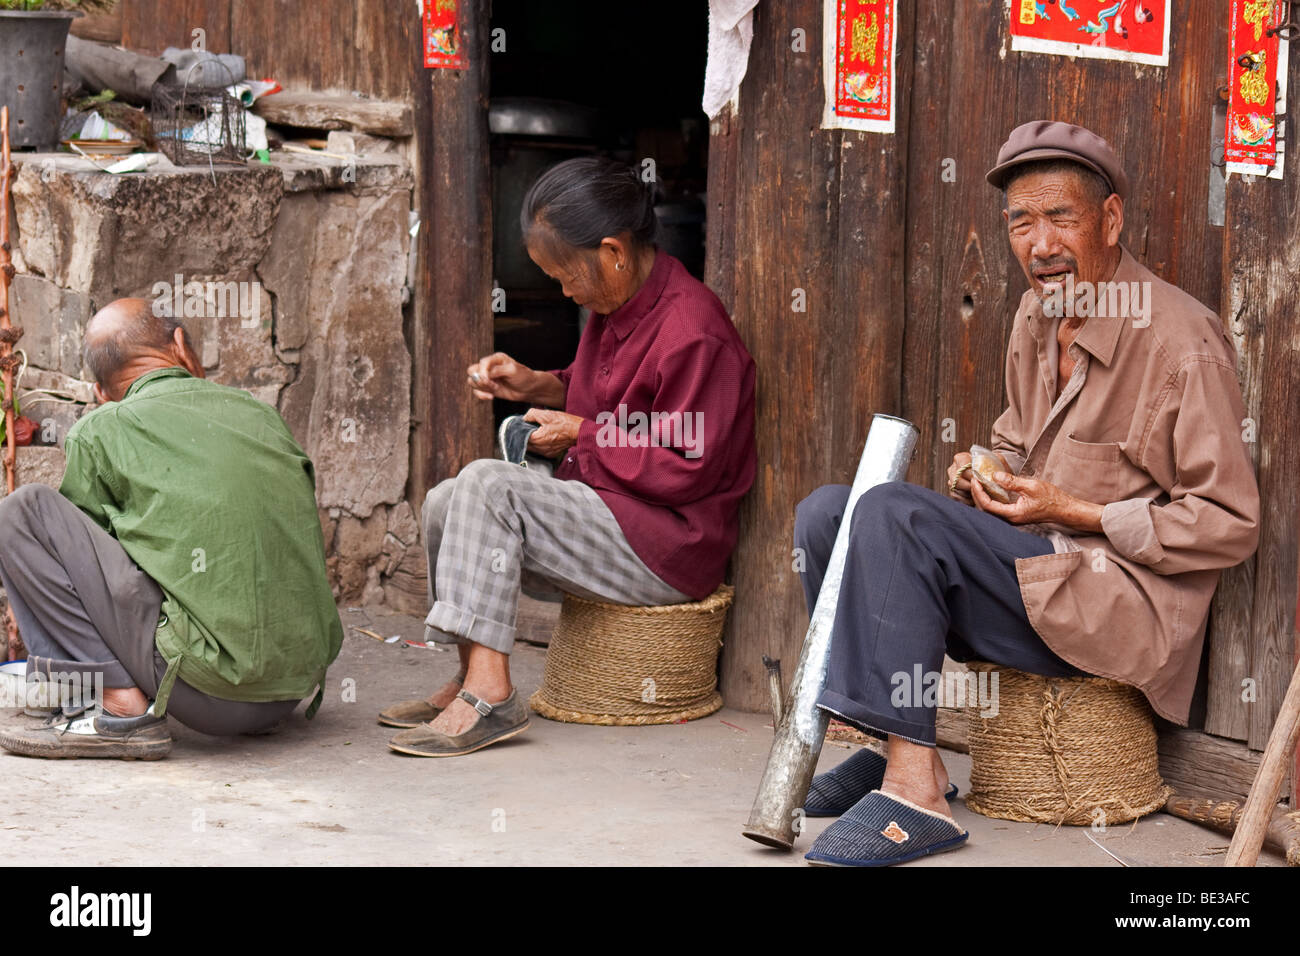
[805,748,959,817]
[805,789,969,866]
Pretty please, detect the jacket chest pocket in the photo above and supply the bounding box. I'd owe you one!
[1051,435,1138,504]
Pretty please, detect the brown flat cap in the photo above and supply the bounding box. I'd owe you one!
[985,120,1128,200]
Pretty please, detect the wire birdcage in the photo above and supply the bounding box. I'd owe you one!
[150,61,247,169]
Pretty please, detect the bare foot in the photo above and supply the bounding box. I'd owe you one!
[881,736,953,818]
[880,776,952,819]
[102,686,148,717]
[426,680,511,736]
[932,748,951,795]
[425,671,467,710]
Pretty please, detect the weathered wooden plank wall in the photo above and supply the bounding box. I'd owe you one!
[1219,125,1300,752]
[410,0,496,497]
[711,0,913,709]
[122,1,414,100]
[709,0,1297,750]
[121,0,232,57]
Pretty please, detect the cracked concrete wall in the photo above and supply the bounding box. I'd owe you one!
[8,154,421,610]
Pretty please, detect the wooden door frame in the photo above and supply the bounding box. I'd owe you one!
[408,0,495,503]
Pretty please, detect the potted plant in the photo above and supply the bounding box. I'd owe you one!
[0,1,118,149]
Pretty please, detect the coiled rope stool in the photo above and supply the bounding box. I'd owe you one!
[964,662,1172,826]
[529,585,732,726]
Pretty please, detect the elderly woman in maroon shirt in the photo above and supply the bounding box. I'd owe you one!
[381,157,757,758]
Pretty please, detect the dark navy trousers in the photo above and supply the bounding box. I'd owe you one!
[794,480,1086,746]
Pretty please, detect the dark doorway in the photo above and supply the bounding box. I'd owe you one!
[487,1,709,423]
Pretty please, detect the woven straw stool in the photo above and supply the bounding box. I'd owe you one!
[529,585,732,726]
[964,662,1172,826]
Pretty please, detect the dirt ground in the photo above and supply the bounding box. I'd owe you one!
[0,604,1286,867]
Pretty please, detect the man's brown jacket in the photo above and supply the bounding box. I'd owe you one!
[991,247,1260,723]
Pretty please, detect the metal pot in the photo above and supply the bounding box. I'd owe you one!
[0,10,82,149]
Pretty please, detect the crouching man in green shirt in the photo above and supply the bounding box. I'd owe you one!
[0,298,343,759]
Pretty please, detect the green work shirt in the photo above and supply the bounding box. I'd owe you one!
[59,367,343,715]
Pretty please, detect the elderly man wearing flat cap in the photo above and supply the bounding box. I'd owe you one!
[793,120,1259,866]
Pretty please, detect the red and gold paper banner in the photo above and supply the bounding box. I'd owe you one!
[823,0,897,133]
[1010,0,1171,66]
[1225,0,1284,168]
[423,0,466,70]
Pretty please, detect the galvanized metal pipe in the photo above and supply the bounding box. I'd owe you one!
[743,413,919,849]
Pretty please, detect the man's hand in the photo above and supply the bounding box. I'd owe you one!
[946,452,975,504]
[468,352,536,403]
[948,450,1010,505]
[971,471,1104,533]
[523,408,583,459]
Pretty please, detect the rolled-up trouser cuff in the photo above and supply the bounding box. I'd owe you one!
[817,690,937,747]
[425,600,517,655]
[27,652,133,692]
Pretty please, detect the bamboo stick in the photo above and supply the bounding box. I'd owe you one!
[0,106,22,662]
[0,107,18,495]
[1225,656,1300,865]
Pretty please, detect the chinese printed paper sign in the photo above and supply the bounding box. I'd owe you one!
[1010,0,1171,67]
[1225,0,1285,168]
[424,0,466,70]
[824,0,897,133]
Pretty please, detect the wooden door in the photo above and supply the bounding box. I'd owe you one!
[708,0,1299,762]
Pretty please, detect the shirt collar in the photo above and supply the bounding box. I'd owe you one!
[1070,246,1136,368]
[123,366,193,399]
[603,248,671,340]
[1025,244,1133,369]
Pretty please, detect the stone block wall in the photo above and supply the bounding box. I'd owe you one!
[7,149,427,612]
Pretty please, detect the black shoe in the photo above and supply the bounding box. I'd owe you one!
[498,415,540,467]
[0,704,172,760]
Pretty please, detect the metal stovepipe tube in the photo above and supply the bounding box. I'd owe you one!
[743,412,919,849]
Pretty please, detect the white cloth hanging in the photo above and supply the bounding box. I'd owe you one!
[702,0,761,119]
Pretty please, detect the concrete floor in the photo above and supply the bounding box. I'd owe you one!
[0,605,1285,867]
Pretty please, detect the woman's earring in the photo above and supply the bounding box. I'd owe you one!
[616,261,625,271]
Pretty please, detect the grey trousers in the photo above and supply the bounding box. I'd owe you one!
[423,459,691,654]
[795,481,1086,746]
[0,484,297,735]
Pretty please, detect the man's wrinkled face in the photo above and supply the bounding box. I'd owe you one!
[1003,169,1123,302]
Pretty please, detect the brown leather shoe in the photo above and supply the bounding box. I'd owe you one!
[387,689,530,757]
[377,698,442,729]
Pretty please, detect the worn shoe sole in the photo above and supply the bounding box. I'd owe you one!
[378,715,423,729]
[0,728,172,760]
[387,718,531,757]
[805,836,968,867]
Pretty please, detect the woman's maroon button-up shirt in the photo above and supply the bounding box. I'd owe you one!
[549,250,756,599]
